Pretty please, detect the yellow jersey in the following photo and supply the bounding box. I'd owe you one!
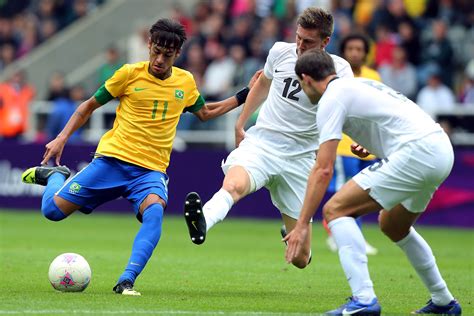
[93,61,204,173]
[337,65,381,159]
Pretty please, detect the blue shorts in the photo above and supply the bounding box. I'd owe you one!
[57,156,168,221]
[329,156,376,193]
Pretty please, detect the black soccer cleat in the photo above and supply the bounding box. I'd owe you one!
[113,280,141,296]
[184,192,206,245]
[21,165,71,186]
[280,224,288,245]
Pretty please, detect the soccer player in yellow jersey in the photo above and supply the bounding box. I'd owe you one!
[323,33,382,255]
[21,18,259,296]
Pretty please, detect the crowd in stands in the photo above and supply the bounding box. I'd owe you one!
[0,0,104,139]
[0,0,473,142]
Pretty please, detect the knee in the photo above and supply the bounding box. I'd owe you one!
[223,177,247,198]
[323,201,339,223]
[42,204,67,222]
[140,194,166,214]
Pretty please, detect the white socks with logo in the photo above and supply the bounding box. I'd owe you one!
[202,188,234,232]
[396,227,454,306]
[328,217,376,305]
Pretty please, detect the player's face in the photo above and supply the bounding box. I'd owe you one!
[295,26,329,57]
[343,39,366,68]
[148,42,180,79]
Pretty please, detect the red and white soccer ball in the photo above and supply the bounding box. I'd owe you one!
[48,253,91,292]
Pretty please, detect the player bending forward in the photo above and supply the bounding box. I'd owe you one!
[183,7,353,269]
[284,49,461,315]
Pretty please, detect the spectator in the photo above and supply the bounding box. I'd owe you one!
[226,15,253,56]
[229,44,247,88]
[368,0,413,35]
[459,59,474,104]
[339,33,381,81]
[0,16,18,53]
[0,71,35,139]
[181,42,206,88]
[0,42,15,71]
[201,42,236,101]
[379,46,418,100]
[97,46,123,86]
[127,23,149,63]
[419,19,454,86]
[416,68,456,117]
[64,0,91,25]
[38,18,58,43]
[397,20,420,65]
[259,16,281,54]
[15,17,38,58]
[46,84,85,143]
[373,24,397,67]
[46,71,69,101]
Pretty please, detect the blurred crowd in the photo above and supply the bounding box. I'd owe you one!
[0,0,473,142]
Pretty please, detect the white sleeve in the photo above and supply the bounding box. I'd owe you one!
[263,43,283,79]
[335,59,354,78]
[317,97,347,145]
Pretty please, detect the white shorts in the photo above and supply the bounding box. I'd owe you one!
[353,131,454,213]
[222,139,315,220]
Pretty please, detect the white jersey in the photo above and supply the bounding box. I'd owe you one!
[244,42,353,157]
[317,78,444,158]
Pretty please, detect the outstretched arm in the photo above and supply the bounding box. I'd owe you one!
[234,73,272,146]
[42,96,102,165]
[284,139,339,262]
[193,70,263,122]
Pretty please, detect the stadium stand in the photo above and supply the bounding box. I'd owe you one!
[0,0,473,146]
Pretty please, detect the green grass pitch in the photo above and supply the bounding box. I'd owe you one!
[0,210,472,315]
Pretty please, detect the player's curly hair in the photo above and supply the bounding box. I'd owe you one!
[149,18,187,50]
[340,33,370,55]
[297,7,333,39]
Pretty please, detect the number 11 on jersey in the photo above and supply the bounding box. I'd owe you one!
[152,100,168,121]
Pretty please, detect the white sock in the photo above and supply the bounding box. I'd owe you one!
[396,227,454,306]
[203,188,234,232]
[329,217,376,304]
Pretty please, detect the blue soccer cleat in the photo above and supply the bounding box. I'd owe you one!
[326,297,381,315]
[413,299,462,315]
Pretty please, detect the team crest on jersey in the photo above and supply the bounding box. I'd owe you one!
[175,89,184,100]
[69,182,81,194]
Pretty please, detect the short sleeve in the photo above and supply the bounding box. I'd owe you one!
[263,43,283,79]
[317,97,347,145]
[185,95,205,113]
[334,58,354,79]
[104,64,130,97]
[184,73,205,112]
[93,84,113,105]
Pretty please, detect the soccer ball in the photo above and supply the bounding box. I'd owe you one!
[48,253,91,292]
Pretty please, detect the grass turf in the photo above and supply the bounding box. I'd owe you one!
[0,210,472,315]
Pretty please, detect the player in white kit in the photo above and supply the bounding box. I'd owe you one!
[284,49,461,315]
[183,7,353,268]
